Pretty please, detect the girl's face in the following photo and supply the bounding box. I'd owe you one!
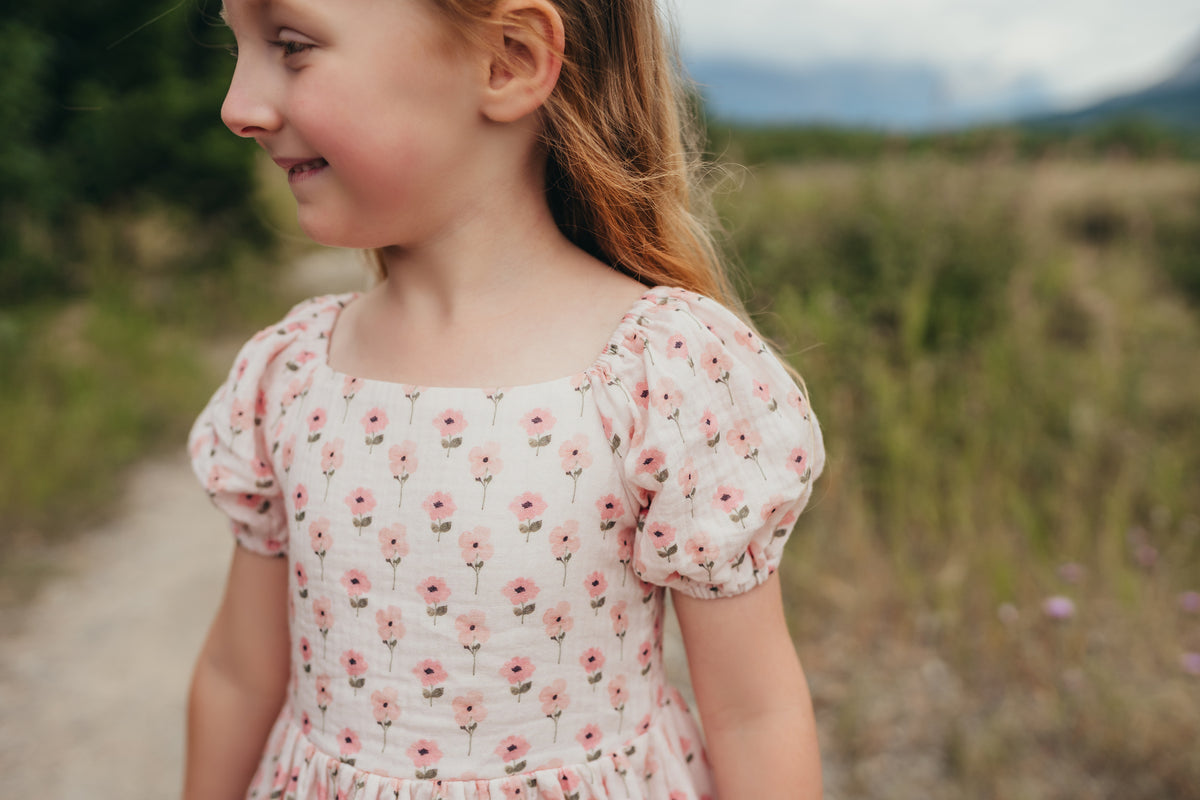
[221,0,489,248]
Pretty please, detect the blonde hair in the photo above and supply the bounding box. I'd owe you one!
[367,0,740,312]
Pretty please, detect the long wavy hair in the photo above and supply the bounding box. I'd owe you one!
[366,0,739,312]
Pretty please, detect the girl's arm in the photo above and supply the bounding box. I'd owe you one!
[183,546,291,800]
[673,573,822,800]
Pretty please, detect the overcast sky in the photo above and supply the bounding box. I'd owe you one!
[672,0,1200,105]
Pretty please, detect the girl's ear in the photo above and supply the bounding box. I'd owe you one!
[480,0,565,124]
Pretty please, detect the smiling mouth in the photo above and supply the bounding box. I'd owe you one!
[289,158,328,177]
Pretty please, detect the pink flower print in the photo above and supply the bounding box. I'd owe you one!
[728,419,766,479]
[630,641,653,681]
[292,483,308,523]
[572,372,591,416]
[752,379,778,412]
[320,438,344,500]
[299,633,313,662]
[619,525,638,587]
[510,492,547,542]
[407,739,442,780]
[375,605,405,671]
[734,325,765,354]
[596,494,624,539]
[502,577,540,624]
[340,649,367,695]
[370,688,400,752]
[423,491,456,541]
[576,723,603,761]
[469,442,502,509]
[313,596,333,657]
[434,408,467,457]
[559,769,582,797]
[361,407,388,453]
[315,674,332,733]
[714,485,750,527]
[345,487,376,532]
[500,780,527,800]
[387,441,417,507]
[459,527,493,594]
[417,576,450,624]
[610,600,629,658]
[500,656,535,702]
[549,520,581,586]
[280,436,296,474]
[341,376,361,422]
[584,570,608,616]
[787,388,810,417]
[677,458,699,517]
[496,734,533,775]
[378,524,408,589]
[413,659,448,706]
[292,563,307,599]
[600,412,622,456]
[580,647,605,690]
[651,378,687,442]
[788,446,812,483]
[539,679,570,743]
[646,522,678,561]
[558,434,592,502]
[685,533,719,583]
[543,600,574,663]
[520,408,556,455]
[621,327,646,356]
[608,674,628,732]
[665,332,695,372]
[229,397,250,437]
[700,342,735,405]
[310,517,333,577]
[337,727,362,763]
[456,610,490,675]
[635,447,670,485]
[341,569,371,617]
[699,408,722,451]
[453,690,487,755]
[632,379,650,410]
[762,494,798,542]
[306,407,327,447]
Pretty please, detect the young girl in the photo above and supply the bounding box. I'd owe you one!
[184,0,825,798]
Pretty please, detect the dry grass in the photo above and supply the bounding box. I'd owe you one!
[731,158,1200,798]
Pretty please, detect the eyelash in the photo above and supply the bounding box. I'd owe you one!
[271,39,313,57]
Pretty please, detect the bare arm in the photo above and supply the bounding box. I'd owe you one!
[183,545,291,800]
[673,573,822,800]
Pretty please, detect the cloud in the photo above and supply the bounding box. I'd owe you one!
[673,0,1200,102]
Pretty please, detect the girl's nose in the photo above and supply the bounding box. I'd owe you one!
[221,61,283,138]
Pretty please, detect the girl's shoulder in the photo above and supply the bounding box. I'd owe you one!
[605,286,798,399]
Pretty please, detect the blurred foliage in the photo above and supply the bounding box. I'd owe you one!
[0,0,261,305]
[707,117,1200,166]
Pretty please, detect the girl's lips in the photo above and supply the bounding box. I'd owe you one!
[287,158,329,182]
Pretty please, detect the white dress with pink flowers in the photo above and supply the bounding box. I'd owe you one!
[188,286,824,800]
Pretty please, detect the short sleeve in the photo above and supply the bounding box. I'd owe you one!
[607,290,825,598]
[186,303,323,557]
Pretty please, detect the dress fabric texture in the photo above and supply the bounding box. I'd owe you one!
[188,286,825,800]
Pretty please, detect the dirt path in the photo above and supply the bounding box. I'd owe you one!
[0,248,695,800]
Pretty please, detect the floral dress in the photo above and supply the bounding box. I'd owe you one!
[188,286,824,800]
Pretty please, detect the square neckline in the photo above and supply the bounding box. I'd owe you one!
[313,286,667,394]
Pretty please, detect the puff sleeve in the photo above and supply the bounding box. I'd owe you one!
[187,309,317,557]
[604,290,825,598]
